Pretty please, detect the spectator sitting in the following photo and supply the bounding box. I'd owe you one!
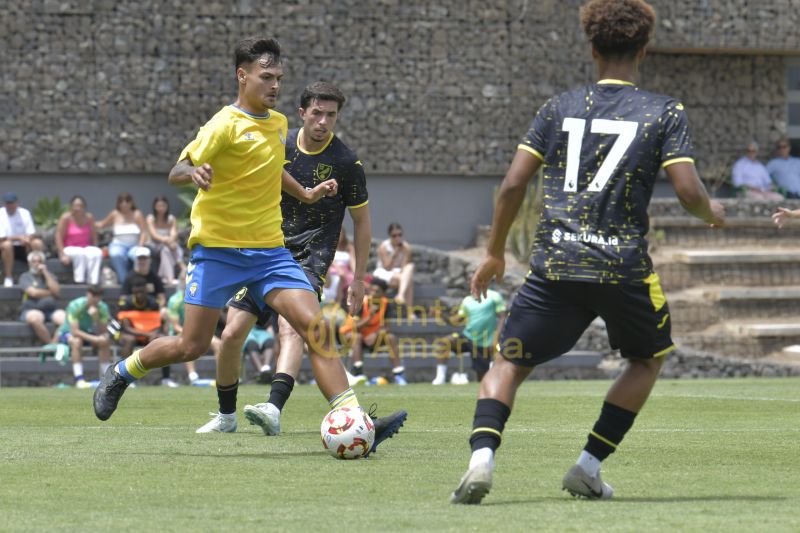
[1,192,46,287]
[56,284,112,388]
[339,277,406,385]
[122,247,166,307]
[373,222,415,309]
[323,228,355,308]
[55,195,103,285]
[96,192,146,284]
[145,196,184,286]
[766,137,800,199]
[731,141,784,201]
[120,247,179,386]
[242,322,277,384]
[432,282,507,385]
[19,250,66,345]
[117,274,166,365]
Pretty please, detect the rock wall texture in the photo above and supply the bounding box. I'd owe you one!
[2,0,797,177]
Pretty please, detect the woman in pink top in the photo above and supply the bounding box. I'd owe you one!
[55,196,103,284]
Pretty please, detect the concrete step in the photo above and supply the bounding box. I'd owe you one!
[654,248,800,290]
[0,354,217,387]
[676,317,800,359]
[0,285,134,321]
[669,285,800,332]
[649,216,800,247]
[10,258,110,285]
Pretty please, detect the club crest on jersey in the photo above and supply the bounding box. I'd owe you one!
[234,287,248,301]
[189,282,198,297]
[315,163,333,183]
[243,132,255,141]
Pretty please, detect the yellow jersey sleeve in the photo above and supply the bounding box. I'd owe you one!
[178,112,231,166]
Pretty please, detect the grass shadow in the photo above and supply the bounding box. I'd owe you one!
[479,494,788,506]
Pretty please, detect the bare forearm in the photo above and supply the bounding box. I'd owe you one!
[667,162,719,225]
[486,182,527,257]
[168,161,196,187]
[44,272,60,297]
[281,170,312,203]
[350,209,372,281]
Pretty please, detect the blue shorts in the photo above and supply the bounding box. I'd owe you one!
[185,246,315,312]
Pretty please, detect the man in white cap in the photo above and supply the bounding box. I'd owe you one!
[118,246,191,387]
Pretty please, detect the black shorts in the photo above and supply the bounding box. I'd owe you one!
[227,269,321,329]
[499,270,674,367]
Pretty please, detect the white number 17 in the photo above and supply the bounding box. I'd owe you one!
[561,118,638,192]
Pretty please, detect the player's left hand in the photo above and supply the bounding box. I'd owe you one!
[471,254,505,301]
[347,279,365,315]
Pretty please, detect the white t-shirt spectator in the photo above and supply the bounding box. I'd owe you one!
[0,207,36,245]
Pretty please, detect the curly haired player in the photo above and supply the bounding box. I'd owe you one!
[451,0,725,504]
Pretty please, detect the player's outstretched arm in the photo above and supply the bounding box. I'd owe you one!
[665,161,725,228]
[281,170,338,203]
[471,150,541,300]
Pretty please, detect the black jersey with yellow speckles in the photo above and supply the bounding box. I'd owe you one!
[518,81,694,284]
[281,128,368,287]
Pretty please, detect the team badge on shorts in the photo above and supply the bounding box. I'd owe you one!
[234,287,248,301]
[315,163,333,183]
[189,282,198,297]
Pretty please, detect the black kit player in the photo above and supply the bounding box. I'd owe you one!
[451,0,725,504]
[196,81,407,452]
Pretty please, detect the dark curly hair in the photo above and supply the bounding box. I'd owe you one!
[580,0,655,58]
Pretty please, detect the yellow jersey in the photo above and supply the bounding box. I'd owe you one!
[179,105,288,249]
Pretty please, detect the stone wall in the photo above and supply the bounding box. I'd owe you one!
[2,0,797,178]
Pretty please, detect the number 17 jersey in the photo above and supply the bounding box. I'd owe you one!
[519,80,694,284]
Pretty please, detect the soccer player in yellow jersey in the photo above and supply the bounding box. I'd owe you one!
[94,37,363,423]
[451,0,725,504]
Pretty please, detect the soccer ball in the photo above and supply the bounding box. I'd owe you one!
[320,407,375,459]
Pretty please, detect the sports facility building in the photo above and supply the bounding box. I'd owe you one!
[3,0,800,247]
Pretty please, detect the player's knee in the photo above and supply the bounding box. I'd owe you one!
[25,311,44,325]
[179,337,211,360]
[220,324,248,346]
[630,356,664,374]
[279,324,302,344]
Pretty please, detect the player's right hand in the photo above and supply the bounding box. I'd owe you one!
[772,207,793,229]
[471,255,505,301]
[192,163,214,191]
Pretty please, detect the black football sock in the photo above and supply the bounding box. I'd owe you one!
[584,401,637,461]
[267,373,295,412]
[216,380,239,415]
[469,398,511,452]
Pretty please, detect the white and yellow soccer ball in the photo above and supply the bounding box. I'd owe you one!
[320,407,375,459]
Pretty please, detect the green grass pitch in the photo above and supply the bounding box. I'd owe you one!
[1,378,799,532]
